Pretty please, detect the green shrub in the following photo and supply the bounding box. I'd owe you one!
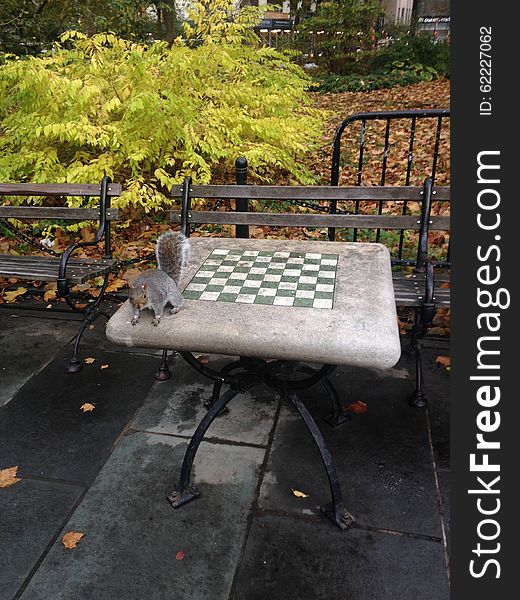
[315,68,436,93]
[372,34,450,77]
[0,9,324,210]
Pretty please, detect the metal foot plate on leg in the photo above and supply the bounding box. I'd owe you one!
[167,485,201,508]
[321,503,356,530]
[67,358,82,374]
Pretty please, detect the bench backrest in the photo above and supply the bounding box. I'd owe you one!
[0,181,121,221]
[171,175,450,269]
[0,177,122,259]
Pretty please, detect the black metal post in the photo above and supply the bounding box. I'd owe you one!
[235,156,249,239]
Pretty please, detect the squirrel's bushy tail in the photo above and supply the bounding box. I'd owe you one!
[156,231,189,284]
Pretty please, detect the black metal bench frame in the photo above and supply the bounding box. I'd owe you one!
[0,176,121,372]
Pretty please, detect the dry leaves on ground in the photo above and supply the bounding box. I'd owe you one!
[0,466,21,488]
[62,531,85,549]
[84,357,96,364]
[292,489,309,498]
[80,403,96,413]
[176,550,186,561]
[436,356,451,370]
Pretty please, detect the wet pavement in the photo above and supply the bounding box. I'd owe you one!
[0,309,450,600]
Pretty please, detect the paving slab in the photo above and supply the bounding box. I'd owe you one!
[0,313,77,408]
[20,431,264,600]
[132,354,279,446]
[231,514,449,600]
[258,357,442,537]
[423,344,451,469]
[0,347,157,484]
[0,477,83,600]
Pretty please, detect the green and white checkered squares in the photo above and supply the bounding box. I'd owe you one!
[183,249,338,309]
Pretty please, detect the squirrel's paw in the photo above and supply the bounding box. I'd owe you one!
[169,306,180,315]
[151,317,161,327]
[131,316,139,326]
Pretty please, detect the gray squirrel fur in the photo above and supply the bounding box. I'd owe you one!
[129,231,188,326]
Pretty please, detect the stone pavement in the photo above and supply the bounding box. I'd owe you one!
[0,310,450,600]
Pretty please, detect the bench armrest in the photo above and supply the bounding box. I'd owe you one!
[57,176,113,298]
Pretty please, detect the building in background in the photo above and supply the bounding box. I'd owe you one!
[380,0,415,27]
[413,0,450,41]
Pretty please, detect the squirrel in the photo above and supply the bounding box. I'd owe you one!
[129,231,189,327]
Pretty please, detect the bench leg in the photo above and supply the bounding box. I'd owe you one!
[167,387,239,509]
[287,392,355,530]
[67,311,109,373]
[410,336,427,408]
[155,349,171,381]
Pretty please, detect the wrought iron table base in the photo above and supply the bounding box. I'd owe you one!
[166,353,355,530]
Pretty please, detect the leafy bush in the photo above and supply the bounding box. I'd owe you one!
[316,67,438,93]
[0,8,324,210]
[372,35,450,77]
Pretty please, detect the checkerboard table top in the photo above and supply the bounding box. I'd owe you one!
[183,248,338,309]
[107,238,401,369]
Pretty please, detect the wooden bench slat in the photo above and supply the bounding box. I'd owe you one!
[170,211,450,231]
[0,206,120,220]
[172,184,450,202]
[0,255,116,283]
[0,183,122,197]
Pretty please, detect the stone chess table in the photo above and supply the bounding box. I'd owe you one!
[107,238,401,369]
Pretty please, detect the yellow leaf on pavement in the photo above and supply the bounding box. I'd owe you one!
[62,531,85,549]
[292,489,309,498]
[100,364,109,370]
[80,403,96,412]
[0,466,21,488]
[84,357,96,364]
[4,287,28,303]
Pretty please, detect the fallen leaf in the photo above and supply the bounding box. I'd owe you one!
[0,466,21,488]
[196,355,209,365]
[345,400,368,414]
[44,289,57,302]
[292,489,309,498]
[84,357,96,364]
[46,304,52,309]
[436,356,451,370]
[62,531,85,549]
[176,550,186,561]
[80,403,96,412]
[4,287,28,303]
[100,364,109,370]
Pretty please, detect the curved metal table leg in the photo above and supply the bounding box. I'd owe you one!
[205,360,246,414]
[288,392,355,530]
[167,387,239,509]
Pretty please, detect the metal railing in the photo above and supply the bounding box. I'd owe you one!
[329,109,450,266]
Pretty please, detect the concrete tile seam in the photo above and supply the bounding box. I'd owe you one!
[128,427,270,450]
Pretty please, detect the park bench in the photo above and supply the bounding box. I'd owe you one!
[0,177,121,372]
[106,157,450,530]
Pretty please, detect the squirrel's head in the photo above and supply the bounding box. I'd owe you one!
[129,282,148,309]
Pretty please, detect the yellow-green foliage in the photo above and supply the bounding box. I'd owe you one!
[0,7,324,210]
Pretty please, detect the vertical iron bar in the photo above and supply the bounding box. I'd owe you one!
[353,119,366,242]
[398,116,417,261]
[431,116,443,185]
[180,177,192,238]
[235,156,249,239]
[376,118,391,243]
